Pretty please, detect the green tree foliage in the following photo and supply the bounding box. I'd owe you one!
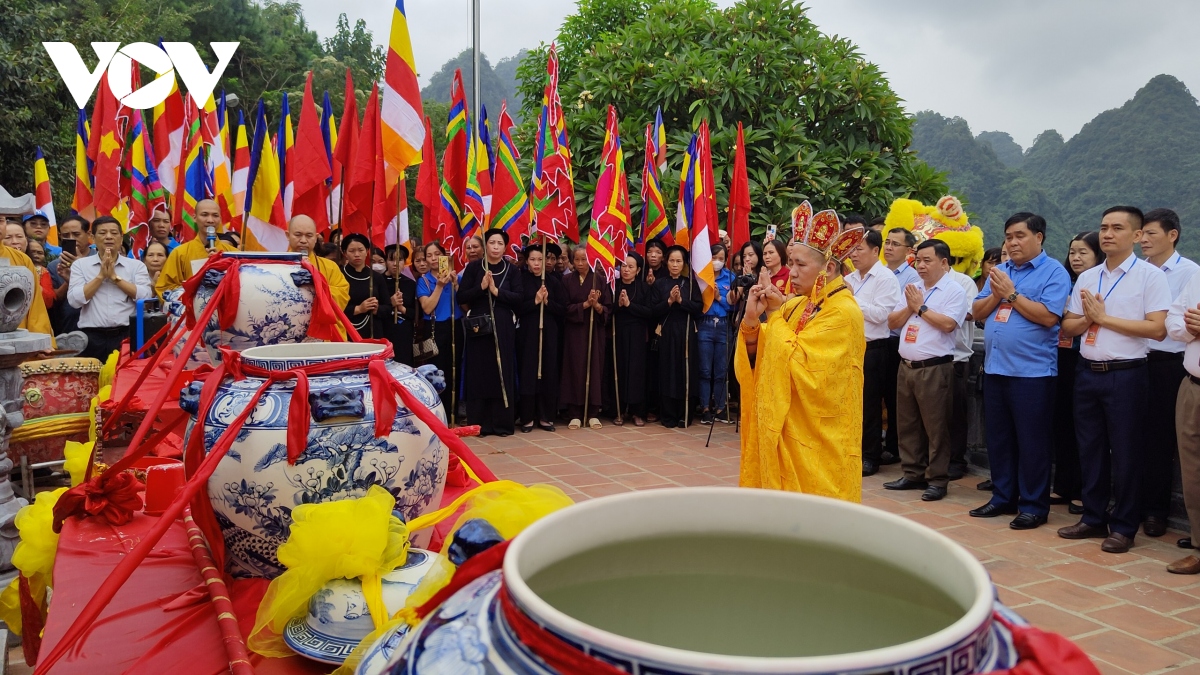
[519,0,948,240]
[975,131,1023,169]
[420,50,514,127]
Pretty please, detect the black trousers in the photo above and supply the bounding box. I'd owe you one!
[1052,348,1082,501]
[984,375,1056,516]
[950,360,970,475]
[883,335,902,456]
[661,396,688,428]
[431,320,465,418]
[1141,352,1186,520]
[466,398,514,436]
[520,394,555,427]
[81,327,127,361]
[1075,362,1148,538]
[861,341,888,463]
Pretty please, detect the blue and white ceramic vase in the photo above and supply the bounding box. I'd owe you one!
[370,488,1024,675]
[190,252,317,363]
[181,343,449,578]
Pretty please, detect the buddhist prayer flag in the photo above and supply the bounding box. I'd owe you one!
[277,93,295,220]
[33,147,57,244]
[489,102,529,259]
[174,103,207,239]
[439,70,469,263]
[675,135,697,250]
[638,122,670,254]
[728,122,751,256]
[463,106,491,240]
[230,110,250,234]
[586,106,630,284]
[204,93,235,229]
[415,116,443,248]
[151,74,186,197]
[291,72,333,231]
[380,0,425,182]
[71,109,95,221]
[653,107,667,174]
[530,44,577,243]
[321,90,342,227]
[244,100,287,251]
[691,122,717,311]
[343,84,379,241]
[127,112,166,232]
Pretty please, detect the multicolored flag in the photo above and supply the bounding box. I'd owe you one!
[674,134,698,250]
[70,109,95,221]
[127,111,167,255]
[586,106,630,283]
[479,105,495,182]
[415,116,443,247]
[33,147,57,243]
[151,70,186,197]
[438,70,469,263]
[332,69,360,229]
[291,72,333,231]
[204,93,235,228]
[277,93,295,220]
[637,123,670,254]
[653,106,667,174]
[230,110,250,234]
[489,102,529,258]
[530,44,577,243]
[175,102,208,240]
[691,122,717,311]
[728,121,751,256]
[244,99,287,251]
[321,90,341,227]
[462,107,491,240]
[380,0,425,183]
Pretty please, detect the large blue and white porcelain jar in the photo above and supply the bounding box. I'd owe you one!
[190,252,317,363]
[181,343,449,578]
[369,488,1024,675]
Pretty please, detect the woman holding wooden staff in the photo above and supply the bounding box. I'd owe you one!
[560,247,612,430]
[516,242,566,433]
[340,233,393,340]
[383,243,418,366]
[652,245,702,428]
[458,229,523,437]
[612,251,654,427]
[417,241,464,416]
[642,238,669,421]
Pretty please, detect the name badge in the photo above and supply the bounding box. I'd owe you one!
[1084,324,1100,346]
[1058,330,1073,348]
[904,323,920,344]
[995,303,1013,323]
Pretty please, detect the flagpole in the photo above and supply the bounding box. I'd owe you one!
[472,0,481,125]
[582,265,597,426]
[537,236,546,379]
[684,265,692,428]
[394,175,402,327]
[612,307,621,425]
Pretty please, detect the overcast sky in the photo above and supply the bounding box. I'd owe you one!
[297,0,1199,148]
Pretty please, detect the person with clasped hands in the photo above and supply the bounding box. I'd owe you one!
[968,213,1071,530]
[67,216,152,360]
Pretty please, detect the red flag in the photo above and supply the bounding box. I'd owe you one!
[88,72,124,219]
[332,69,359,227]
[416,116,442,246]
[291,72,332,231]
[697,121,718,245]
[489,102,529,258]
[343,84,380,239]
[728,122,751,254]
[438,71,469,262]
[371,133,395,252]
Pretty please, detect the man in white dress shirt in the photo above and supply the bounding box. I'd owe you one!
[67,216,153,361]
[1137,208,1200,538]
[1058,205,1171,554]
[1165,270,1200,574]
[884,240,968,502]
[882,228,921,464]
[947,266,977,481]
[846,229,901,476]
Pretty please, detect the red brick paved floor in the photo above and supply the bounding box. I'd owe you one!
[468,421,1200,675]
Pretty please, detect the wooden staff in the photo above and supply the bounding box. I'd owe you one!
[394,175,402,326]
[683,267,693,428]
[612,306,621,424]
[486,263,509,408]
[537,236,547,379]
[582,265,598,425]
[451,276,458,427]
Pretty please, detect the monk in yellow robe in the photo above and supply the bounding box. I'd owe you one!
[736,209,865,502]
[155,199,238,297]
[0,242,54,342]
[286,215,350,319]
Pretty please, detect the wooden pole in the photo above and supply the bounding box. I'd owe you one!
[487,263,509,409]
[394,175,402,327]
[582,266,597,426]
[612,310,621,424]
[537,237,546,379]
[683,267,692,428]
[451,279,457,427]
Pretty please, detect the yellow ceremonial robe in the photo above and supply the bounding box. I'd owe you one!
[734,276,864,502]
[0,244,54,344]
[155,237,238,297]
[306,253,350,312]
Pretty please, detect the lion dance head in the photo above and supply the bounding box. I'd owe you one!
[881,196,985,278]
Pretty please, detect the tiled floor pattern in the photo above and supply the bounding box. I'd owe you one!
[467,421,1200,675]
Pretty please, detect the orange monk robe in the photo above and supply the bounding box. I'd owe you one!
[734,275,864,502]
[155,237,239,297]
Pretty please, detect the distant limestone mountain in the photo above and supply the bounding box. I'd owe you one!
[420,49,526,125]
[912,74,1200,260]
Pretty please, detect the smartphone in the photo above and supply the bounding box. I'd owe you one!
[764,224,777,243]
[438,255,451,276]
[61,239,77,256]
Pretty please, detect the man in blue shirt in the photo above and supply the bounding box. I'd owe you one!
[970,213,1071,529]
[699,243,736,424]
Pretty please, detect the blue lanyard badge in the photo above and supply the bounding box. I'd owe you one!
[1098,259,1134,301]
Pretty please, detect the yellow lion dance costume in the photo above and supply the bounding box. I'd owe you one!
[882,196,985,278]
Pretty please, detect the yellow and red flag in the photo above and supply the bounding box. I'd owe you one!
[244,99,287,251]
[439,71,469,264]
[637,122,670,254]
[70,109,95,221]
[530,45,577,243]
[230,110,250,234]
[33,147,57,243]
[490,102,529,259]
[380,0,425,182]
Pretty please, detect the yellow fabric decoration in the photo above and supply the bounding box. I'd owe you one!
[0,488,67,636]
[735,277,864,502]
[441,483,574,548]
[248,486,410,658]
[9,413,90,443]
[100,351,118,391]
[63,441,92,487]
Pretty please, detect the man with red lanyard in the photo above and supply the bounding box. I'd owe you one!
[1058,205,1170,554]
[884,239,968,502]
[1165,260,1200,573]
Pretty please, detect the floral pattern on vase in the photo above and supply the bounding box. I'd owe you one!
[190,253,317,363]
[185,344,448,578]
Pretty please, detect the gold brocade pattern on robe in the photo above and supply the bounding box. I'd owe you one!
[734,276,865,502]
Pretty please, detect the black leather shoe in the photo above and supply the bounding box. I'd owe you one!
[1010,513,1048,530]
[970,503,1017,518]
[948,465,968,481]
[1143,516,1168,537]
[1101,532,1134,554]
[883,477,928,491]
[862,460,879,477]
[1068,502,1084,515]
[520,424,534,434]
[1057,521,1109,540]
[976,479,993,491]
[1178,537,1193,549]
[921,486,947,501]
[879,452,901,465]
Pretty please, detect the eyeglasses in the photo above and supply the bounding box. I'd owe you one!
[883,241,909,249]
